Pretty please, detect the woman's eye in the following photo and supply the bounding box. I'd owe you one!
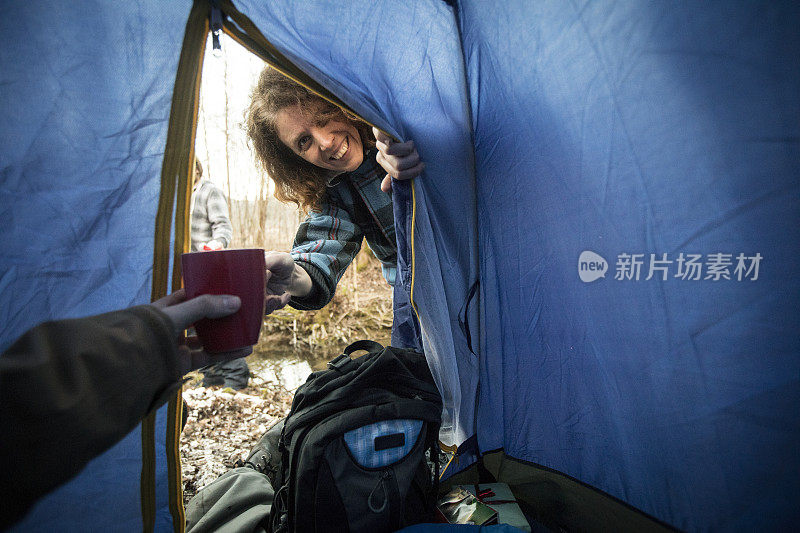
[298,136,311,151]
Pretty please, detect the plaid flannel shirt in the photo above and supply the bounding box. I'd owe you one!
[290,150,396,310]
[190,179,233,251]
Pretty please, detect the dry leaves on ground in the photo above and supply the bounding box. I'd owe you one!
[180,375,293,504]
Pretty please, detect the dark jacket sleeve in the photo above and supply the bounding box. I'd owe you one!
[0,305,181,529]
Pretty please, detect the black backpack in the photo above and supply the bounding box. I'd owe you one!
[269,340,443,533]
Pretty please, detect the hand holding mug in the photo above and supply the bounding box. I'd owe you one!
[264,251,311,313]
[152,289,252,376]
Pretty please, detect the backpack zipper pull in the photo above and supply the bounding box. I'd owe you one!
[367,470,391,513]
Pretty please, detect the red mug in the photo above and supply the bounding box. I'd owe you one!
[181,248,266,353]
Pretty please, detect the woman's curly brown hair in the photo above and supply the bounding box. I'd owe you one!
[246,67,373,212]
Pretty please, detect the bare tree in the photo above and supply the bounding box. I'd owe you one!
[223,46,232,211]
[200,93,211,174]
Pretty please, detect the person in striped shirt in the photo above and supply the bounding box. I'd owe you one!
[190,158,233,252]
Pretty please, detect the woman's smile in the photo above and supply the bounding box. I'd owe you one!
[331,137,348,160]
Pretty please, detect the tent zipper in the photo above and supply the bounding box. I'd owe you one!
[210,0,223,55]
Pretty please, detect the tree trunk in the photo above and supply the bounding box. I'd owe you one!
[223,46,232,212]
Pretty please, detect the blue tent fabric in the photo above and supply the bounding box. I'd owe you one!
[457,1,799,529]
[234,1,800,528]
[1,0,799,530]
[1,1,189,530]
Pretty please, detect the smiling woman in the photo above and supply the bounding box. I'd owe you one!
[244,66,425,350]
[246,67,375,211]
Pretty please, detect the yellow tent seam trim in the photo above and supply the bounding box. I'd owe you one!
[150,1,208,529]
[166,10,209,532]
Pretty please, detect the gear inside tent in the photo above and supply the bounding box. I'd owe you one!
[0,0,797,530]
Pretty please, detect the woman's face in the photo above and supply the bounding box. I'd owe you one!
[275,104,364,174]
